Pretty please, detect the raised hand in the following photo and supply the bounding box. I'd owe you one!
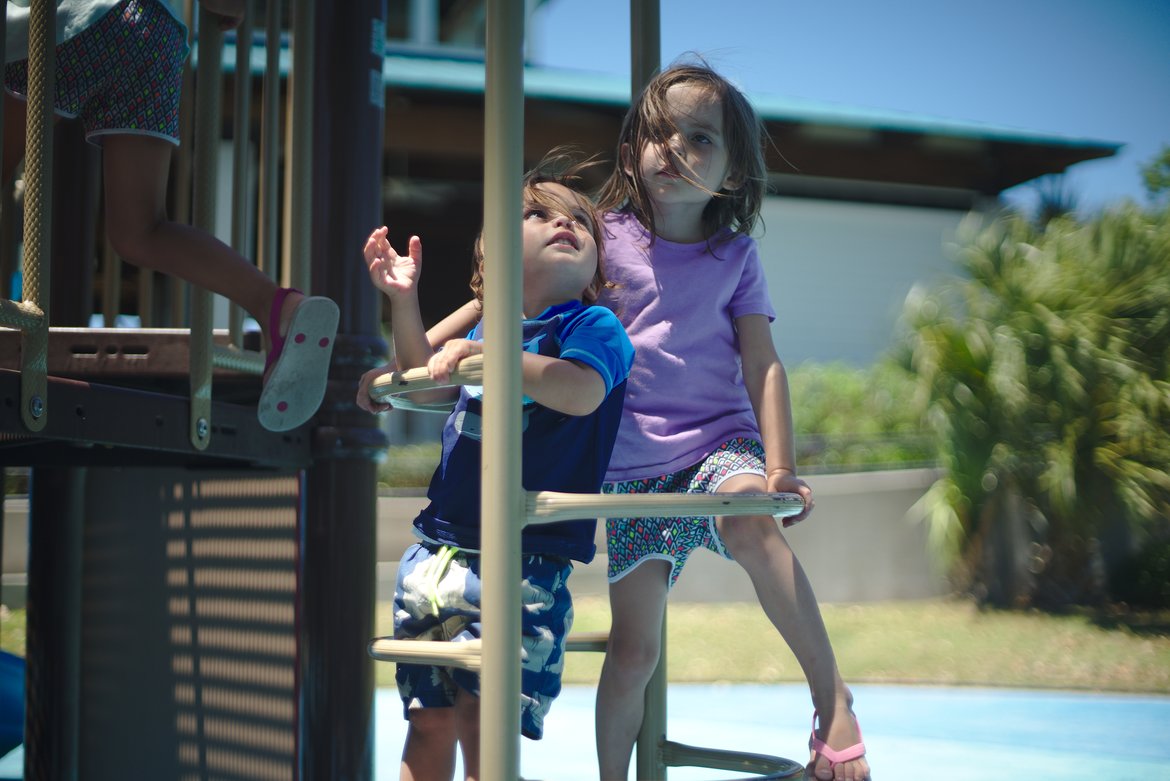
[363,226,422,299]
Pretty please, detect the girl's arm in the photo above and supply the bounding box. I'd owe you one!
[736,314,814,523]
[428,300,480,346]
[430,340,606,417]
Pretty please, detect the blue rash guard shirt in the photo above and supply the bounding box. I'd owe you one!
[412,300,635,563]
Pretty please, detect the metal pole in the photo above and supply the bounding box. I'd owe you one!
[630,3,663,776]
[300,1,388,779]
[189,6,225,450]
[284,0,314,294]
[18,0,55,433]
[24,467,85,781]
[257,0,282,283]
[229,0,255,346]
[630,0,660,99]
[480,1,525,779]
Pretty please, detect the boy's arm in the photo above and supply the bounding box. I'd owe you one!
[736,314,814,523]
[428,342,606,417]
[521,354,607,416]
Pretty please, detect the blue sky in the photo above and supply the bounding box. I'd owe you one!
[530,0,1170,213]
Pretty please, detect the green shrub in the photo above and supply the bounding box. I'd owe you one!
[1112,540,1170,608]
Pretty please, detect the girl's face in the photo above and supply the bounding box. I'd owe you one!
[520,182,599,307]
[626,82,739,211]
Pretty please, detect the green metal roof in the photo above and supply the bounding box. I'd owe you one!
[379,52,1121,152]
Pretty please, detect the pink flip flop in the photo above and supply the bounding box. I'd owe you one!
[258,287,339,432]
[809,710,867,773]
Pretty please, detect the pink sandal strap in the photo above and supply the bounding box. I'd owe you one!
[265,287,302,374]
[809,711,866,766]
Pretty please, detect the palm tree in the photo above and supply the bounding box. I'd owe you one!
[898,205,1170,607]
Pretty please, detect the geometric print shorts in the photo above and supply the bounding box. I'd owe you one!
[603,436,766,588]
[4,0,189,145]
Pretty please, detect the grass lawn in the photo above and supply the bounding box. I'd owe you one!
[370,596,1170,692]
[5,598,1168,693]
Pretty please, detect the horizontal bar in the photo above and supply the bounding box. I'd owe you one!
[368,631,608,670]
[368,354,484,404]
[0,327,264,377]
[368,638,482,671]
[212,344,265,375]
[0,299,44,330]
[526,490,805,523]
[660,740,803,778]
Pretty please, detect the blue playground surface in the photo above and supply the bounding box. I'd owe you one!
[374,682,1170,780]
[1,678,1167,778]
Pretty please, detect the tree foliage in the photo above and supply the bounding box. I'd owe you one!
[1142,144,1170,206]
[897,204,1170,607]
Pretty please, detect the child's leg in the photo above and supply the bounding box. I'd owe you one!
[453,688,479,781]
[595,559,670,781]
[99,133,284,346]
[2,93,29,185]
[714,473,869,781]
[400,707,457,781]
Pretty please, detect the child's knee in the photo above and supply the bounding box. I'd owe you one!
[408,705,456,741]
[606,630,662,679]
[718,515,786,559]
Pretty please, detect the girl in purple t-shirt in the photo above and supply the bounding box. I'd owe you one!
[592,63,869,781]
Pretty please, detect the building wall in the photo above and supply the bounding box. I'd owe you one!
[758,196,974,366]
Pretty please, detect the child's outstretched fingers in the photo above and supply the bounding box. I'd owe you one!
[363,228,422,298]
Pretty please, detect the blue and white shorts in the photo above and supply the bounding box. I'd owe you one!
[4,0,189,145]
[393,542,574,740]
[604,437,766,588]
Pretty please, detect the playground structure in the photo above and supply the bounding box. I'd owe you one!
[1,1,807,779]
[367,354,807,780]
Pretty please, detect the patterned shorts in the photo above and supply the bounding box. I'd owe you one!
[604,437,766,588]
[4,0,189,145]
[393,542,574,740]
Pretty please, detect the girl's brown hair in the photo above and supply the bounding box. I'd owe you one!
[469,150,609,308]
[595,61,767,243]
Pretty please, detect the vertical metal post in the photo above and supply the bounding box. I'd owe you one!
[637,617,669,779]
[24,467,85,781]
[257,0,282,283]
[189,7,225,450]
[630,0,660,99]
[480,2,525,780]
[284,0,314,294]
[229,0,255,346]
[630,3,664,777]
[19,0,55,433]
[301,1,388,780]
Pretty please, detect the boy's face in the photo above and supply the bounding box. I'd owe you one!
[520,182,599,306]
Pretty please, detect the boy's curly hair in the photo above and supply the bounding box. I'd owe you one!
[469,149,610,308]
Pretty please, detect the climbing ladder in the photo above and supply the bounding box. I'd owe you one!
[368,357,806,780]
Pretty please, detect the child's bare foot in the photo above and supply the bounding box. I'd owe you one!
[808,706,869,780]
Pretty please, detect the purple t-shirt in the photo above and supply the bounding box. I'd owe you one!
[598,210,776,482]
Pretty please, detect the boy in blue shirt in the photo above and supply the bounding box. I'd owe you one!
[359,157,634,781]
